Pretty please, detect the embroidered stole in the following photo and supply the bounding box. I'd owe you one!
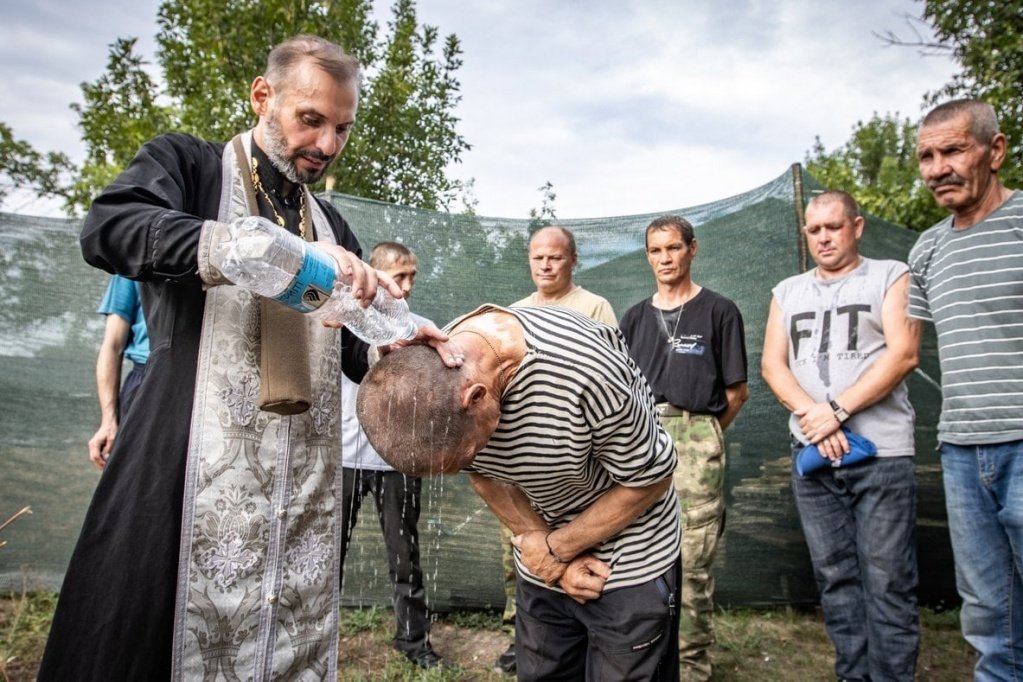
[171,132,342,681]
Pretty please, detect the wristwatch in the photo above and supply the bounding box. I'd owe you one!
[830,400,850,424]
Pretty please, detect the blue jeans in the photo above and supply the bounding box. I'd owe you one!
[942,440,1023,682]
[792,453,919,681]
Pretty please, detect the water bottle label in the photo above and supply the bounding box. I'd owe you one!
[272,246,337,313]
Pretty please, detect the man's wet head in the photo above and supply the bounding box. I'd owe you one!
[357,345,496,476]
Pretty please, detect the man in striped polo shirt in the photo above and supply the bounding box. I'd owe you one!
[487,225,618,675]
[356,304,683,681]
[909,99,1023,680]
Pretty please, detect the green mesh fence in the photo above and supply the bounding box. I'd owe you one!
[0,166,955,612]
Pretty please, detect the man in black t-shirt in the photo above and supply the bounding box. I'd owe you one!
[619,215,748,682]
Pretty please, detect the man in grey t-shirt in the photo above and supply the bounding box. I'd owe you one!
[762,190,922,681]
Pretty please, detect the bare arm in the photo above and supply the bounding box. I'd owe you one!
[469,473,570,585]
[470,472,671,594]
[541,478,672,562]
[761,298,816,415]
[469,473,547,535]
[88,314,131,469]
[837,273,921,412]
[761,297,851,459]
[718,381,749,430]
[798,273,921,444]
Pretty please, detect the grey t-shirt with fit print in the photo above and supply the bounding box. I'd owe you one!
[772,257,915,457]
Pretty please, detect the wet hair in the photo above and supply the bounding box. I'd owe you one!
[922,99,1001,146]
[807,189,860,222]
[369,241,416,269]
[645,215,695,249]
[265,34,362,93]
[528,225,577,258]
[356,345,471,476]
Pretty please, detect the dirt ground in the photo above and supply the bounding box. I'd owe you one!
[2,596,976,681]
[339,621,512,680]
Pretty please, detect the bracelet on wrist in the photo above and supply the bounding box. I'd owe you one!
[545,532,570,564]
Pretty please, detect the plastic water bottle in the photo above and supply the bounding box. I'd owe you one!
[212,216,417,345]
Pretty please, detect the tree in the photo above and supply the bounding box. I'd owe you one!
[66,38,175,212]
[337,0,470,209]
[810,1,1022,230]
[805,113,945,232]
[67,0,469,212]
[526,181,557,234]
[0,123,74,208]
[879,0,1023,191]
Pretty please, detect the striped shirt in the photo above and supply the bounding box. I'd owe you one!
[449,304,681,591]
[908,190,1023,445]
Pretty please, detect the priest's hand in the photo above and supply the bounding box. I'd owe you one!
[378,324,463,369]
[316,243,403,309]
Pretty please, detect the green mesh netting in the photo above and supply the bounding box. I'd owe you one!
[0,166,955,610]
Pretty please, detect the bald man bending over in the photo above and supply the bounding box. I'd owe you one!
[358,305,682,682]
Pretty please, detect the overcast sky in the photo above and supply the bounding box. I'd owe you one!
[0,0,956,219]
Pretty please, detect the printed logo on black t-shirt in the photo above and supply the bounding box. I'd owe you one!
[670,334,705,355]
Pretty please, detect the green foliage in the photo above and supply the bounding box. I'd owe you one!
[66,37,174,213]
[0,589,57,680]
[155,0,379,144]
[0,123,73,207]
[440,609,502,631]
[922,0,1023,190]
[526,181,557,234]
[339,605,389,635]
[0,593,978,682]
[337,0,470,209]
[808,1,1023,229]
[61,0,469,212]
[805,113,946,231]
[37,1,468,213]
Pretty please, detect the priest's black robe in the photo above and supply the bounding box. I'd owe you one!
[38,133,367,681]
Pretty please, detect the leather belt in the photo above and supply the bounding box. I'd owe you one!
[655,403,714,420]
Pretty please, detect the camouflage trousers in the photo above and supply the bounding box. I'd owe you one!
[658,406,726,682]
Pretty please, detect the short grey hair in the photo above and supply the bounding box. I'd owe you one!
[265,34,362,94]
[922,99,1001,147]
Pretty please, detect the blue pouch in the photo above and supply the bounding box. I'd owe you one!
[796,427,877,477]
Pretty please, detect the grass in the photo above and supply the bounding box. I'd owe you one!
[0,589,56,682]
[0,591,976,681]
[342,604,392,634]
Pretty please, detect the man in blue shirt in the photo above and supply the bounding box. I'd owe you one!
[88,274,149,469]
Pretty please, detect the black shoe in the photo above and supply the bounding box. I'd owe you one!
[495,643,516,674]
[408,648,448,669]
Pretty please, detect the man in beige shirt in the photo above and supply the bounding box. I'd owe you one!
[512,225,617,326]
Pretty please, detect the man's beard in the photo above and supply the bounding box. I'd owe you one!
[263,109,335,185]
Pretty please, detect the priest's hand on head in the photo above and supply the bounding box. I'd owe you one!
[378,324,462,369]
